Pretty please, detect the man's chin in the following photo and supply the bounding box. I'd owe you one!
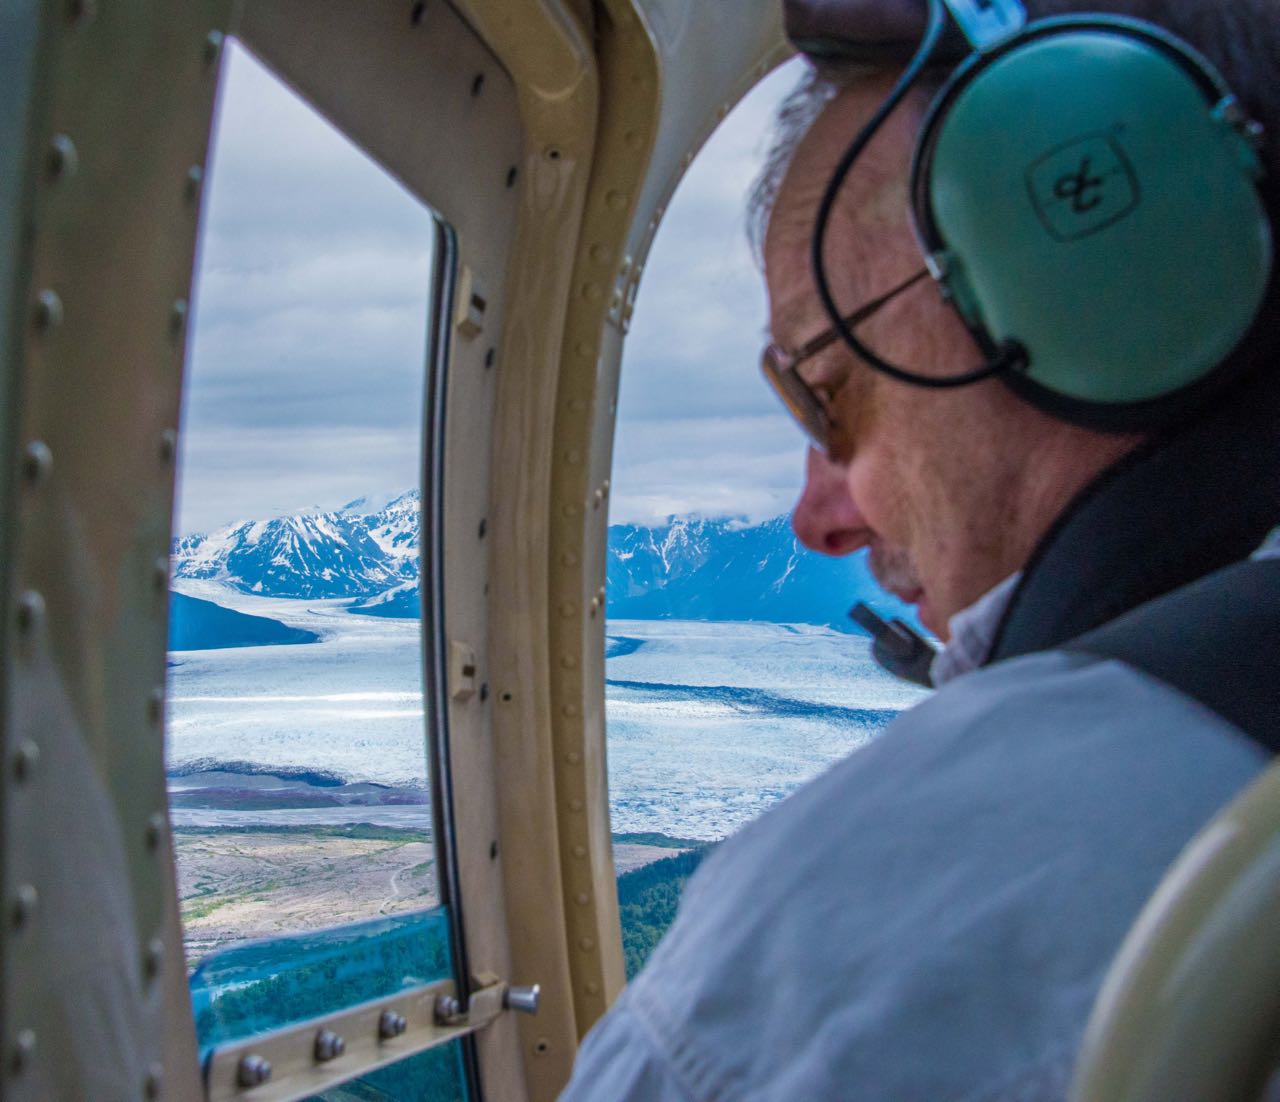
[914,595,947,641]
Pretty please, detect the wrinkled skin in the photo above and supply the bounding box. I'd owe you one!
[768,73,1141,638]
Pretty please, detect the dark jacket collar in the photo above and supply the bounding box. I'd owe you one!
[988,365,1280,664]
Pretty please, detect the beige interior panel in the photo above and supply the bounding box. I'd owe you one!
[1071,760,1280,1102]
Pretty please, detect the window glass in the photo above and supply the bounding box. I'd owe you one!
[168,40,464,1097]
[607,62,930,978]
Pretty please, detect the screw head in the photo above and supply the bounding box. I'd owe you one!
[203,30,224,64]
[16,591,45,636]
[22,441,53,486]
[144,937,164,982]
[378,1010,408,1039]
[434,994,462,1022]
[314,1029,346,1062]
[12,884,37,929]
[33,289,63,331]
[12,1028,35,1072]
[159,429,177,464]
[185,165,204,201]
[146,812,166,851]
[169,299,188,338]
[12,740,39,782]
[236,1054,271,1088]
[47,135,78,179]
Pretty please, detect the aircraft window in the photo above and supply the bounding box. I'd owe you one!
[168,40,465,1097]
[606,61,930,978]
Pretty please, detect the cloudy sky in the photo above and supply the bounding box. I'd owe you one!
[176,41,806,535]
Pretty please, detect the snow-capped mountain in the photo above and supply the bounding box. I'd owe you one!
[607,515,915,631]
[174,494,913,630]
[172,491,421,600]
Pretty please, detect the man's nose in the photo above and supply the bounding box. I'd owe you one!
[792,447,870,557]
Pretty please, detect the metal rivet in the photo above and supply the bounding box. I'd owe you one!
[562,551,578,566]
[588,243,607,263]
[623,129,642,149]
[12,740,38,782]
[564,449,581,465]
[410,0,427,25]
[590,595,602,612]
[484,347,495,368]
[146,811,166,851]
[144,1064,162,1099]
[153,557,170,593]
[575,341,592,358]
[593,489,604,508]
[170,299,188,338]
[16,591,44,636]
[22,442,52,486]
[566,751,581,765]
[144,937,164,981]
[204,31,224,64]
[471,73,485,97]
[579,936,595,951]
[378,1010,408,1039]
[34,289,63,331]
[561,655,577,669]
[575,892,589,906]
[500,691,512,702]
[159,429,177,464]
[237,1054,271,1088]
[562,703,578,718]
[601,480,610,495]
[597,586,606,601]
[572,845,586,858]
[559,603,576,618]
[12,1028,35,1073]
[605,190,627,211]
[506,166,518,188]
[534,1037,550,1056]
[477,518,486,539]
[314,1029,345,1062]
[434,994,462,1022]
[489,840,498,860]
[185,165,204,201]
[585,981,600,996]
[545,146,562,161]
[12,885,37,929]
[581,282,602,302]
[569,798,583,813]
[47,135,78,179]
[479,683,489,702]
[562,503,580,518]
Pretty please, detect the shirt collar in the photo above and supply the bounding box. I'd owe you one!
[929,573,1022,688]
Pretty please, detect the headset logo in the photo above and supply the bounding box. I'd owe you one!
[1026,133,1141,242]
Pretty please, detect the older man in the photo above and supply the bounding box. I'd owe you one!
[562,0,1280,1097]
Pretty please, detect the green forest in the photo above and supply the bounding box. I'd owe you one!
[616,846,708,979]
[192,841,708,1099]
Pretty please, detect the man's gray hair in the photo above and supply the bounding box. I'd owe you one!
[747,0,1280,258]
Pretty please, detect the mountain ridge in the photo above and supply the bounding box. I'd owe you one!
[173,494,913,631]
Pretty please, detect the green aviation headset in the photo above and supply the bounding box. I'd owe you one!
[811,0,1275,429]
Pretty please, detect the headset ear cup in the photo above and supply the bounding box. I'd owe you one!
[911,17,1273,423]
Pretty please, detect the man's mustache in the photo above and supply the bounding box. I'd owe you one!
[868,544,922,597]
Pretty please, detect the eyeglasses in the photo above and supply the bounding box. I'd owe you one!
[760,267,930,453]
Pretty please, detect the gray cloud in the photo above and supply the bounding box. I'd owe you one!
[178,41,807,535]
